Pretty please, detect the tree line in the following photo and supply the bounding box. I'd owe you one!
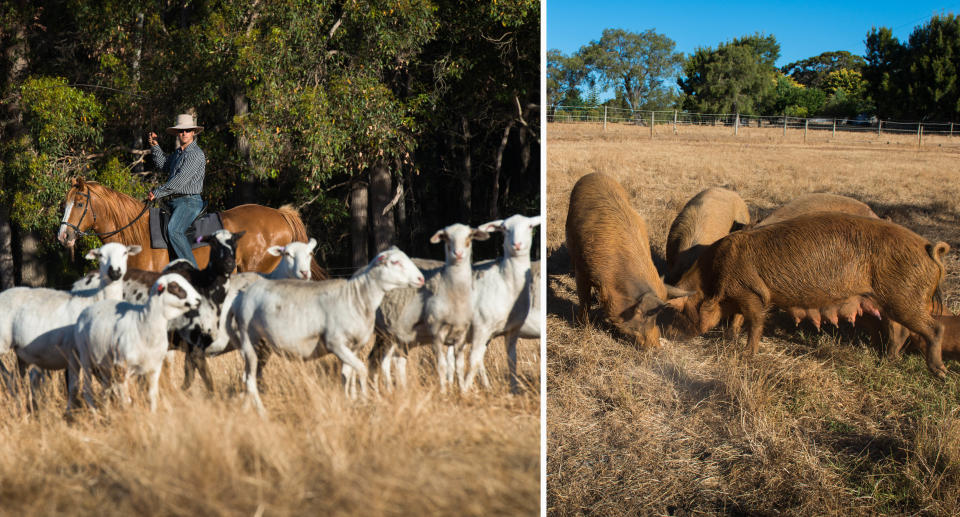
[0,0,539,288]
[548,14,960,122]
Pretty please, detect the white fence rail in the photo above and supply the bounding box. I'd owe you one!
[547,105,960,143]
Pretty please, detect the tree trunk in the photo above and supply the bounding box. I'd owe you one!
[460,116,472,223]
[233,92,258,204]
[0,206,15,289]
[350,180,369,268]
[131,11,145,173]
[0,7,29,289]
[490,121,514,220]
[19,230,45,287]
[396,164,409,251]
[369,162,395,253]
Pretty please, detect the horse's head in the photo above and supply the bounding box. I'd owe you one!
[57,177,94,250]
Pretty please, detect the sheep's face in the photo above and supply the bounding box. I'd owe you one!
[86,243,142,283]
[372,248,425,290]
[267,238,317,279]
[152,273,202,320]
[199,230,245,275]
[480,214,541,258]
[430,224,490,265]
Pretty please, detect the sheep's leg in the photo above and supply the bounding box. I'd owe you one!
[445,345,456,386]
[432,339,449,392]
[505,331,521,394]
[240,338,266,416]
[181,349,196,390]
[396,352,408,390]
[16,356,37,412]
[146,367,163,413]
[192,348,215,393]
[463,326,493,390]
[381,342,397,392]
[66,355,83,414]
[341,363,356,399]
[255,344,271,394]
[328,339,368,399]
[455,342,469,388]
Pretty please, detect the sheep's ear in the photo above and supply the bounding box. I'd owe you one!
[85,248,101,260]
[307,238,317,252]
[267,245,284,257]
[376,253,389,265]
[471,229,491,241]
[429,230,447,244]
[527,216,542,228]
[233,230,247,241]
[127,244,142,256]
[479,220,504,233]
[155,283,165,294]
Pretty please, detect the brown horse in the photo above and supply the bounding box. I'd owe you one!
[57,178,326,277]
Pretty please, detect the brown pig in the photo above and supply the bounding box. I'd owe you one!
[566,172,688,347]
[756,192,878,228]
[661,213,950,377]
[665,187,751,284]
[902,313,960,362]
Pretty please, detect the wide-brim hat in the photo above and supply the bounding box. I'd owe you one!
[165,113,204,135]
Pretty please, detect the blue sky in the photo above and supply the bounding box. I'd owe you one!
[547,1,960,68]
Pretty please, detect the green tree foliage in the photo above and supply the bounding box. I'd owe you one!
[780,50,866,89]
[866,15,960,120]
[771,74,825,117]
[678,33,781,115]
[576,28,682,111]
[0,0,539,279]
[547,49,587,107]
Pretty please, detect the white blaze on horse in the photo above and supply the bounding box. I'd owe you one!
[57,178,325,277]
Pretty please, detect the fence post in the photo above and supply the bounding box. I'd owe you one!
[673,110,678,135]
[832,118,836,138]
[878,120,882,137]
[603,106,607,132]
[650,111,654,139]
[804,118,808,143]
[783,115,787,136]
[735,113,739,136]
[918,122,922,147]
[952,122,954,137]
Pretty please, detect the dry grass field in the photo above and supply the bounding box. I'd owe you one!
[0,338,539,516]
[546,122,960,515]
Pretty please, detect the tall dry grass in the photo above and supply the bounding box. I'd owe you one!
[546,122,960,515]
[0,337,539,516]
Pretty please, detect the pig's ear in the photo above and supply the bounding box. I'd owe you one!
[665,296,687,311]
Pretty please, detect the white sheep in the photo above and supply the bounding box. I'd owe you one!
[0,243,140,397]
[375,224,489,391]
[227,247,424,414]
[195,239,319,369]
[462,214,541,393]
[68,273,201,413]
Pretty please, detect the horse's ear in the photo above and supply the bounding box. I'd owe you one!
[72,177,85,188]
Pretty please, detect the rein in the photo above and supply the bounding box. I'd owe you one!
[59,186,151,240]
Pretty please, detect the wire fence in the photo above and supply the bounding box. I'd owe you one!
[547,105,960,146]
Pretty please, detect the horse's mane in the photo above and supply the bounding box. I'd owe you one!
[81,181,152,245]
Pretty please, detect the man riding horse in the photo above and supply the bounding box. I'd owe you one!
[146,113,205,268]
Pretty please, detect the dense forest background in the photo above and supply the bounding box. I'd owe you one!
[0,0,540,287]
[548,14,960,122]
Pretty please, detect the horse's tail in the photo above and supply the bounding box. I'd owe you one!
[277,204,329,280]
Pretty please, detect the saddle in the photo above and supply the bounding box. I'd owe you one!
[148,202,223,250]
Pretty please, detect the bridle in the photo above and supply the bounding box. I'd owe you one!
[59,185,150,240]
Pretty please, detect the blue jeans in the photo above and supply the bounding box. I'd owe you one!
[166,194,203,268]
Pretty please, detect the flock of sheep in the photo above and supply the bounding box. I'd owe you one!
[0,213,541,416]
[566,172,956,377]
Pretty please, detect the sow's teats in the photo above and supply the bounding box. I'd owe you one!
[665,187,750,284]
[664,213,950,377]
[565,172,679,347]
